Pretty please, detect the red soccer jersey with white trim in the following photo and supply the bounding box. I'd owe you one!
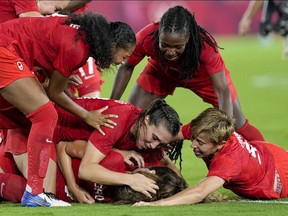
[205,133,279,199]
[0,0,39,24]
[0,16,90,77]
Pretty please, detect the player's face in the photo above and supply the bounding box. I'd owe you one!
[190,132,223,159]
[37,0,69,15]
[136,116,173,150]
[112,44,135,65]
[159,32,189,61]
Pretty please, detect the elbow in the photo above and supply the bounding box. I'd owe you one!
[78,165,88,181]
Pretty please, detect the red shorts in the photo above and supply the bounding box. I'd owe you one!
[70,57,104,97]
[265,143,288,198]
[0,131,21,174]
[136,58,237,106]
[0,47,35,89]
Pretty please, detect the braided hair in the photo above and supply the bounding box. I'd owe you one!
[65,12,136,69]
[152,5,221,80]
[166,140,184,171]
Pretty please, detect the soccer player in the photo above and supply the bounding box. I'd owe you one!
[134,108,288,206]
[110,5,264,142]
[54,98,182,201]
[0,13,135,207]
[0,0,104,98]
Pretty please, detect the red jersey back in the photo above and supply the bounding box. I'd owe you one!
[54,98,141,149]
[206,133,278,199]
[0,16,90,77]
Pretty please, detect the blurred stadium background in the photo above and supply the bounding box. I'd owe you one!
[85,1,261,35]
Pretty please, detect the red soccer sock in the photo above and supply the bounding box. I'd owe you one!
[236,119,265,142]
[0,173,26,202]
[26,101,58,195]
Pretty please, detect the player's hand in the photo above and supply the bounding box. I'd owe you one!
[115,150,145,168]
[128,173,159,198]
[84,106,118,135]
[70,186,95,204]
[68,74,83,86]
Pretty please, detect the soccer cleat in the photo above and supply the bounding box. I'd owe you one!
[21,191,71,207]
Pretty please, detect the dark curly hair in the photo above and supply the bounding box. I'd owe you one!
[65,12,136,69]
[152,5,221,80]
[111,166,187,204]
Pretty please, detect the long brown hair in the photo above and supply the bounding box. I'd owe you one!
[111,166,187,204]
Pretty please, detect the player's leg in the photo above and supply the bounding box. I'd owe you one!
[1,78,69,207]
[128,84,164,109]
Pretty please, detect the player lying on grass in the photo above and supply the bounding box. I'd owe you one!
[135,107,288,206]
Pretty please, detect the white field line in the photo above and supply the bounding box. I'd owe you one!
[251,75,288,89]
[228,199,288,204]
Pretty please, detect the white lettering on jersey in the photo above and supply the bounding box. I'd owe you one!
[69,24,80,29]
[234,132,262,165]
[94,183,104,201]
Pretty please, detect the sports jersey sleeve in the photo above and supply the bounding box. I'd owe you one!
[181,123,191,140]
[11,0,39,16]
[127,22,158,66]
[200,41,226,75]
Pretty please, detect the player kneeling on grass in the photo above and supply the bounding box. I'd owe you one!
[135,108,288,206]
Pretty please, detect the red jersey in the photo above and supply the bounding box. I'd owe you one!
[129,22,228,81]
[205,132,280,199]
[0,0,39,24]
[127,22,236,105]
[54,98,164,165]
[0,16,90,77]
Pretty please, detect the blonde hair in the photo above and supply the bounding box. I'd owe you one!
[190,108,235,145]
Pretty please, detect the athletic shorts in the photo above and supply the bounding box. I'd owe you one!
[136,58,237,106]
[0,47,35,89]
[265,143,288,198]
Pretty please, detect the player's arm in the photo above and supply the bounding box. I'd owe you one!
[134,176,225,206]
[209,71,233,117]
[47,70,117,134]
[56,140,95,204]
[110,61,135,100]
[18,11,42,17]
[239,0,264,35]
[61,0,91,13]
[79,141,159,198]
